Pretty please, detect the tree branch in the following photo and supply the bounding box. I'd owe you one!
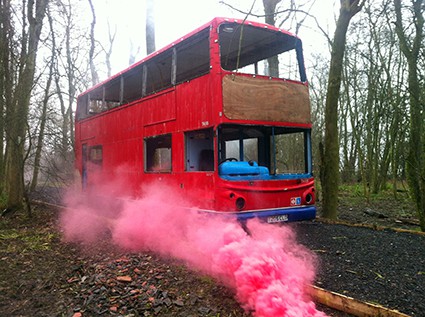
[219,1,333,46]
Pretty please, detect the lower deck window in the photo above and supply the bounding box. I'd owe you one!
[145,134,172,172]
[185,129,214,171]
[89,145,103,165]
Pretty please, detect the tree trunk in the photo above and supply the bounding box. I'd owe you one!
[106,21,116,75]
[31,9,55,191]
[322,0,363,219]
[4,0,49,211]
[57,0,76,155]
[394,0,425,230]
[263,0,281,77]
[0,0,12,193]
[146,0,155,55]
[87,0,99,86]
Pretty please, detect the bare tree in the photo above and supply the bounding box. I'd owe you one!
[263,0,282,25]
[128,40,140,66]
[261,0,282,76]
[3,0,49,212]
[88,0,99,85]
[393,0,425,230]
[308,54,329,182]
[49,0,90,184]
[105,20,116,76]
[0,0,13,192]
[321,0,364,219]
[26,0,93,193]
[146,0,155,55]
[30,8,55,191]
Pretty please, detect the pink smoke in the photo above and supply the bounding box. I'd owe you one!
[60,184,327,317]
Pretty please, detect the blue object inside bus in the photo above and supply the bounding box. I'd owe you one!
[219,161,312,180]
[219,161,268,175]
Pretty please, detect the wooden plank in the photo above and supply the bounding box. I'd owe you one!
[309,285,411,317]
[222,74,311,123]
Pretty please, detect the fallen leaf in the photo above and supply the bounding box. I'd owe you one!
[116,275,132,282]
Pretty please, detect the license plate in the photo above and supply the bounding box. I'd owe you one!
[267,214,289,223]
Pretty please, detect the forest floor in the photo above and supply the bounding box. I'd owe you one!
[0,186,423,317]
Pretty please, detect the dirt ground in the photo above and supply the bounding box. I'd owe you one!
[0,188,422,317]
[0,204,250,317]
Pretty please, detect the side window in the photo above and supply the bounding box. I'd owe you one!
[89,145,103,165]
[185,129,214,171]
[76,95,88,120]
[176,29,210,84]
[145,51,173,95]
[104,78,122,108]
[88,100,103,114]
[145,134,172,172]
[123,69,143,103]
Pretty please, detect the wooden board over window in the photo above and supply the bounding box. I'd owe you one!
[222,75,311,124]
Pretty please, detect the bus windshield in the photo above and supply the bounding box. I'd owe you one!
[218,22,306,82]
[218,124,312,179]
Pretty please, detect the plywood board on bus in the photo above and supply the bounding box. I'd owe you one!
[222,75,311,124]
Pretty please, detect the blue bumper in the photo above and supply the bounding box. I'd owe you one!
[200,206,316,223]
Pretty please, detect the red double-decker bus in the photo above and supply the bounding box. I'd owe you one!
[75,17,316,223]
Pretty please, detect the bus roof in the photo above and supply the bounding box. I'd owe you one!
[78,17,300,98]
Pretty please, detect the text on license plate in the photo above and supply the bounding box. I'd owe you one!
[267,215,289,223]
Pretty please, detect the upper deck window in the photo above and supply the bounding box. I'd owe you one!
[176,28,210,84]
[218,22,306,82]
[145,51,173,95]
[76,28,210,121]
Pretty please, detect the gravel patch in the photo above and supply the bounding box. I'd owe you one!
[292,221,425,316]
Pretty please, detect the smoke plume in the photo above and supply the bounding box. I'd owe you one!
[60,184,327,317]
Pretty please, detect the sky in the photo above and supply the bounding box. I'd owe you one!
[94,0,338,79]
